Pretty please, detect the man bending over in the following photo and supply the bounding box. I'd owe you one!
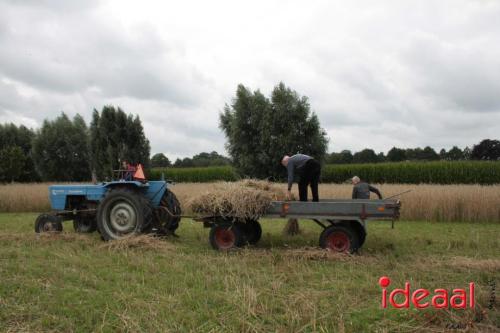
[282,154,321,202]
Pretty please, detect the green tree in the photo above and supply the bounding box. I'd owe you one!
[339,150,354,164]
[405,147,439,161]
[0,146,26,182]
[0,124,38,181]
[151,153,171,168]
[421,146,440,161]
[353,149,379,163]
[326,150,353,164]
[32,113,91,181]
[439,148,447,160]
[192,151,231,167]
[387,147,406,162]
[471,139,500,160]
[446,146,464,160]
[220,83,328,179]
[89,106,151,179]
[405,148,424,160]
[463,146,472,160]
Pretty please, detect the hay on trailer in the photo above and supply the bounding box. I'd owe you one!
[188,179,293,220]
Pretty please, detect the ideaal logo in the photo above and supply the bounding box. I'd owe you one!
[379,276,475,309]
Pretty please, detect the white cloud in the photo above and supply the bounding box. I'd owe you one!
[0,0,499,159]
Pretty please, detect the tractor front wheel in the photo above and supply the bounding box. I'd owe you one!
[97,189,152,241]
[35,214,63,233]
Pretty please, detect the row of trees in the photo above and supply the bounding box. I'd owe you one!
[327,140,500,164]
[0,106,150,182]
[150,140,499,172]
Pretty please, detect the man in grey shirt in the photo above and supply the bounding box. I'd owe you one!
[281,154,321,202]
[351,176,382,199]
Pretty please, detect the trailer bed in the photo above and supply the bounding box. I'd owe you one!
[264,199,400,220]
[199,199,401,252]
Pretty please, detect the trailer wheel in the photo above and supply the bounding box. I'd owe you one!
[97,189,152,241]
[73,216,97,233]
[319,225,359,253]
[35,214,63,233]
[241,220,262,245]
[209,224,244,250]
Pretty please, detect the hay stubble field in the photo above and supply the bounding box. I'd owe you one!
[0,182,499,332]
[1,182,499,222]
[0,214,499,332]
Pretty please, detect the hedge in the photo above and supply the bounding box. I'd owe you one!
[149,166,237,183]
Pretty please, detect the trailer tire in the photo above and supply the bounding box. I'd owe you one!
[97,189,152,241]
[241,220,262,245]
[73,216,97,233]
[319,225,359,253]
[35,214,63,233]
[209,223,244,250]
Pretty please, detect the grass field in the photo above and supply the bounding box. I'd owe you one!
[1,183,499,223]
[0,213,498,332]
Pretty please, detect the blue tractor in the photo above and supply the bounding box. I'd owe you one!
[35,178,181,240]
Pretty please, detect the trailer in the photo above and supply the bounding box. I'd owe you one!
[197,199,401,252]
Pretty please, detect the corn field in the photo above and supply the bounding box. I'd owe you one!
[322,161,500,184]
[150,161,500,184]
[148,166,237,182]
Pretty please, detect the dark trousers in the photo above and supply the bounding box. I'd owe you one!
[298,159,321,202]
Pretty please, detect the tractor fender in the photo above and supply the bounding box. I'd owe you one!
[103,181,145,189]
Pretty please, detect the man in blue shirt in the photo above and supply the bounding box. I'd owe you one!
[281,154,321,202]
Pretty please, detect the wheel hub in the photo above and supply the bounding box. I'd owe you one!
[109,202,137,233]
[327,232,350,252]
[215,228,235,249]
[43,222,55,232]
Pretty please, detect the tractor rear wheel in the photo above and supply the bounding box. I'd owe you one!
[73,215,97,233]
[35,214,63,233]
[97,189,152,241]
[155,190,181,235]
[209,223,244,250]
[319,225,359,253]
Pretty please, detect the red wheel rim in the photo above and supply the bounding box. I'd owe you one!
[326,231,350,252]
[214,228,236,249]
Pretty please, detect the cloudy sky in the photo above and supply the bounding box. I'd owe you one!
[1,0,499,159]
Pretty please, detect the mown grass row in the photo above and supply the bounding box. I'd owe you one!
[150,161,500,184]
